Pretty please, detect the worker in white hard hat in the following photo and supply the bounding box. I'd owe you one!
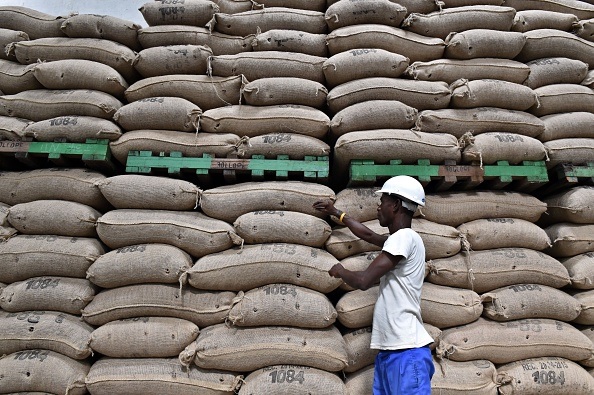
[313,175,434,395]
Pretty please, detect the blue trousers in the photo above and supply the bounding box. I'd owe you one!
[372,346,434,395]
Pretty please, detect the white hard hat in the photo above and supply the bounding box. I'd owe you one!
[375,175,425,206]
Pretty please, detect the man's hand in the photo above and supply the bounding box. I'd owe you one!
[328,263,344,278]
[313,200,341,218]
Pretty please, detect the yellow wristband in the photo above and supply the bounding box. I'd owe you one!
[339,212,346,223]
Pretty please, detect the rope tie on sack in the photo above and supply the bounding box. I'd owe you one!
[534,92,541,108]
[194,189,202,210]
[435,0,445,11]
[178,268,189,297]
[235,135,251,157]
[178,344,197,368]
[195,113,201,137]
[225,291,246,326]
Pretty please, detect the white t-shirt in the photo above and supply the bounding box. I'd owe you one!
[370,228,433,350]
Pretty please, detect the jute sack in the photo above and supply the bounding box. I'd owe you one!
[89,317,199,358]
[581,327,594,367]
[432,358,499,395]
[113,97,201,132]
[444,29,526,59]
[497,357,594,395]
[0,350,89,395]
[436,317,594,364]
[237,133,330,159]
[87,243,193,289]
[0,28,29,61]
[239,365,347,395]
[0,276,96,315]
[199,104,330,138]
[406,58,531,84]
[544,138,594,169]
[542,186,594,224]
[450,79,537,111]
[181,323,348,372]
[32,59,128,99]
[0,235,105,283]
[124,74,242,110]
[511,9,579,32]
[326,77,451,113]
[481,283,581,322]
[335,285,377,329]
[251,29,328,57]
[402,5,516,40]
[0,60,41,94]
[211,8,328,36]
[343,327,377,372]
[0,310,93,359]
[323,48,409,87]
[0,89,123,122]
[85,357,242,395]
[345,365,374,395]
[330,100,417,138]
[325,0,407,30]
[333,187,381,224]
[563,252,594,290]
[426,248,570,293]
[8,200,100,237]
[0,168,110,210]
[241,77,328,108]
[0,202,9,226]
[340,252,382,291]
[227,283,337,328]
[254,0,324,11]
[568,289,594,325]
[137,25,253,55]
[0,6,66,40]
[188,243,342,292]
[108,130,241,165]
[460,132,547,165]
[23,115,123,142]
[524,57,588,89]
[325,24,445,62]
[0,115,31,140]
[422,282,483,329]
[540,112,594,142]
[133,45,213,77]
[233,211,331,247]
[516,29,594,67]
[531,84,594,116]
[10,37,138,82]
[81,283,236,327]
[503,0,594,20]
[60,13,142,50]
[96,209,242,258]
[199,181,335,223]
[97,174,201,211]
[574,18,594,42]
[139,0,219,27]
[583,69,594,88]
[458,218,551,251]
[545,223,594,258]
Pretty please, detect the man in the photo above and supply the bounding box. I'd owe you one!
[313,175,434,394]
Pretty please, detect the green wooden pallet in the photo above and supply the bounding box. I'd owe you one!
[537,162,594,196]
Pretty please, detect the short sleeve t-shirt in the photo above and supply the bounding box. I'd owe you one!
[370,228,433,350]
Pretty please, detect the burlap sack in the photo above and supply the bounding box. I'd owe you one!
[82,283,236,327]
[233,210,331,247]
[458,218,551,251]
[89,317,199,358]
[0,350,89,395]
[460,132,547,165]
[0,202,9,225]
[406,58,531,84]
[324,220,384,260]
[323,48,409,87]
[241,77,328,108]
[568,289,594,325]
[0,115,31,140]
[139,0,219,27]
[60,13,141,50]
[0,168,109,210]
[436,317,594,364]
[531,84,594,117]
[96,209,242,258]
[333,187,381,224]
[524,57,589,89]
[199,104,330,138]
[340,252,381,291]
[325,0,407,30]
[511,9,579,32]
[137,25,253,55]
[583,69,594,88]
[33,59,128,98]
[544,138,594,169]
[114,97,201,132]
[516,29,594,67]
[133,45,212,77]
[85,357,242,395]
[327,77,451,113]
[0,60,41,94]
[0,28,29,61]
[23,115,123,142]
[108,130,241,165]
[237,133,330,159]
[125,74,241,110]
[182,323,348,372]
[581,327,594,367]
[540,112,594,142]
[427,248,569,293]
[345,365,374,395]
[251,29,327,57]
[403,5,516,39]
[0,310,94,359]
[239,365,347,394]
[325,24,445,62]
[497,357,594,395]
[335,286,376,328]
[188,243,342,292]
[450,79,537,111]
[87,243,193,288]
[422,282,483,329]
[8,200,100,237]
[545,223,594,258]
[481,283,581,321]
[444,29,526,59]
[542,186,594,224]
[255,0,325,11]
[563,252,594,290]
[227,283,337,328]
[574,18,594,42]
[199,181,335,223]
[330,100,417,138]
[503,0,594,20]
[343,327,377,372]
[432,358,498,395]
[0,277,96,315]
[0,6,66,40]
